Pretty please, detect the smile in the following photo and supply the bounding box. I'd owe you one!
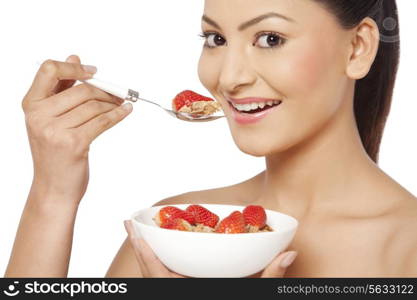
[227,97,283,125]
[231,100,282,113]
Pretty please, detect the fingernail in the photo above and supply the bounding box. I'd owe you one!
[82,64,97,74]
[279,251,298,269]
[66,54,79,63]
[122,102,133,112]
[123,220,130,233]
[123,220,135,237]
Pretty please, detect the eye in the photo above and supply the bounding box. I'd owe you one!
[254,32,286,48]
[199,32,227,48]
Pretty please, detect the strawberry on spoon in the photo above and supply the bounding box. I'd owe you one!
[172,90,222,116]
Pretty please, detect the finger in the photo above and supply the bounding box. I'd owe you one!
[59,100,119,128]
[79,103,133,141]
[26,59,97,101]
[261,251,297,278]
[44,83,123,117]
[123,221,150,277]
[124,221,150,277]
[170,272,187,278]
[135,238,173,277]
[53,55,82,94]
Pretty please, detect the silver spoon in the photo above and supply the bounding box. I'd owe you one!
[82,78,225,122]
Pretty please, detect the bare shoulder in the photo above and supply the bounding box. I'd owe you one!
[401,196,417,276]
[388,194,417,276]
[153,171,265,207]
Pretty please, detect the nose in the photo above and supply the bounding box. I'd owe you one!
[218,47,256,95]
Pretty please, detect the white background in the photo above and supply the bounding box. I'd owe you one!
[0,0,415,277]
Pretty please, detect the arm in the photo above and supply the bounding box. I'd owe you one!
[406,252,417,276]
[106,238,143,277]
[5,56,132,277]
[403,230,417,277]
[5,190,79,277]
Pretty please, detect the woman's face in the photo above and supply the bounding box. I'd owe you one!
[198,0,354,156]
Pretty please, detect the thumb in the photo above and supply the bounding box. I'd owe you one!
[261,251,298,278]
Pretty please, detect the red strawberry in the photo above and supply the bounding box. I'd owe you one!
[215,211,246,234]
[186,205,219,228]
[154,206,195,227]
[242,205,266,229]
[172,90,214,111]
[161,218,193,231]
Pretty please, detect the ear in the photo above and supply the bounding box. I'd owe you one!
[346,17,380,80]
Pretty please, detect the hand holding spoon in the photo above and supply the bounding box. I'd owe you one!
[36,61,224,122]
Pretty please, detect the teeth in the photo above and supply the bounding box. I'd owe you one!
[231,100,281,112]
[241,104,253,111]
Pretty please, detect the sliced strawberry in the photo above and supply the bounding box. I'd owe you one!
[242,205,266,230]
[186,205,219,228]
[154,206,195,227]
[172,90,215,111]
[161,218,193,231]
[215,211,246,234]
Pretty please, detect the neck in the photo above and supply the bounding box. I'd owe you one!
[262,101,377,219]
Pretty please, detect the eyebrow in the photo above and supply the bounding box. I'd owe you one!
[202,12,295,31]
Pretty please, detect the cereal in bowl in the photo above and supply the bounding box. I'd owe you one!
[153,204,273,234]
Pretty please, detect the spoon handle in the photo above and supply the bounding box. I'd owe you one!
[81,77,140,102]
[36,61,141,102]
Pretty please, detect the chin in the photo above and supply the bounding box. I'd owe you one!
[237,145,267,157]
[230,123,312,158]
[231,134,289,157]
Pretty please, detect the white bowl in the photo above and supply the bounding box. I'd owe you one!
[131,204,298,278]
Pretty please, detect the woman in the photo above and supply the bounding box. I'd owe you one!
[5,0,417,278]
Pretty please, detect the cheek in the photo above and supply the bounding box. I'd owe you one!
[286,48,326,94]
[262,42,332,101]
[283,39,348,121]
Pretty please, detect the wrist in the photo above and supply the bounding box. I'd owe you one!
[31,161,89,204]
[26,184,80,218]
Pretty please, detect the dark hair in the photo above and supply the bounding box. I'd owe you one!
[313,0,400,163]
